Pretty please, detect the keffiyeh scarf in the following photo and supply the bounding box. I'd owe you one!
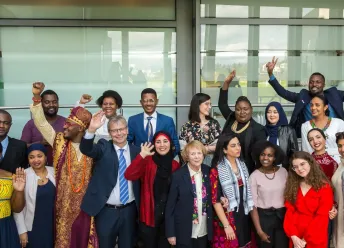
[218,158,254,214]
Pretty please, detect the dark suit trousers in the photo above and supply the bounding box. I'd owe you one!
[95,202,137,248]
[176,235,208,248]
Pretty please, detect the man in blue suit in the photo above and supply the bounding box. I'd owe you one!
[266,56,344,137]
[127,88,180,153]
[80,112,140,248]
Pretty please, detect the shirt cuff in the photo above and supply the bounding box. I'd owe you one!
[269,75,276,81]
[84,130,95,139]
[75,100,85,108]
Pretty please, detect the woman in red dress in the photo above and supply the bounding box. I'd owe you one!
[284,151,333,248]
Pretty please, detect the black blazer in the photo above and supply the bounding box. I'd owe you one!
[165,164,213,245]
[79,137,140,217]
[0,137,27,173]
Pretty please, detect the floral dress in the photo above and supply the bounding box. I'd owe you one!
[179,119,222,166]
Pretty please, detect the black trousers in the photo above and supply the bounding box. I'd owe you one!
[95,202,137,248]
[256,207,288,248]
[176,235,208,248]
[139,222,170,248]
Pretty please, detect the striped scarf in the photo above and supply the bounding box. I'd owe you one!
[218,158,254,214]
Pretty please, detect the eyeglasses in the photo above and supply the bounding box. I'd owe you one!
[291,161,308,171]
[109,127,127,134]
[141,99,156,104]
[0,121,12,126]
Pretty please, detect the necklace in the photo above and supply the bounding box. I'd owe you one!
[231,120,250,134]
[262,167,276,180]
[36,168,48,184]
[67,143,87,193]
[310,117,331,132]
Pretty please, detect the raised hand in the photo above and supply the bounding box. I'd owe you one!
[13,168,26,192]
[140,142,155,158]
[266,56,278,76]
[222,70,236,90]
[32,82,45,96]
[79,94,93,105]
[88,110,105,133]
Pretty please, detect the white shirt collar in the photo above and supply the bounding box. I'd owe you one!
[187,164,202,177]
[114,142,129,152]
[144,111,157,120]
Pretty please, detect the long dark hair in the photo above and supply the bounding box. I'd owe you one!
[188,93,213,123]
[211,133,240,168]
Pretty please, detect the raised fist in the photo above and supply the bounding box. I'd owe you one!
[79,94,93,104]
[32,82,45,96]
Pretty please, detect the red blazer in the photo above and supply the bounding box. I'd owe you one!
[124,154,180,227]
[283,183,333,248]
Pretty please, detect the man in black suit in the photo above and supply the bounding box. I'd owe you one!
[0,110,27,173]
[80,112,140,248]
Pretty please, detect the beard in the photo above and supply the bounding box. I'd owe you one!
[44,110,57,117]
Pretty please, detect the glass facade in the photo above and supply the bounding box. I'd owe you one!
[0,0,344,137]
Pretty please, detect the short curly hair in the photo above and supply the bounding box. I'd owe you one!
[96,90,123,108]
[181,140,207,163]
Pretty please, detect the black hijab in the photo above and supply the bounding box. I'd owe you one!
[152,131,174,179]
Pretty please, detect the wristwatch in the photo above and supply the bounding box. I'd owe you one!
[224,225,230,229]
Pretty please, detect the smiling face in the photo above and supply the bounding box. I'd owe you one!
[309,75,325,95]
[224,137,241,159]
[63,120,82,140]
[140,93,158,116]
[292,158,311,178]
[102,97,117,118]
[337,138,344,157]
[108,121,128,147]
[235,101,252,123]
[310,96,328,118]
[42,94,59,117]
[199,99,212,117]
[187,147,204,168]
[154,135,171,156]
[307,130,326,153]
[266,106,279,125]
[259,147,276,168]
[28,150,47,170]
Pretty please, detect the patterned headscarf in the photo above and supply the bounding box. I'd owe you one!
[66,106,92,130]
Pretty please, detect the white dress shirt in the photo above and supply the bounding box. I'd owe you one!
[13,166,56,234]
[106,143,135,205]
[143,111,157,138]
[188,165,207,238]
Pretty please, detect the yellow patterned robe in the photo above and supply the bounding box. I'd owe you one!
[30,103,97,248]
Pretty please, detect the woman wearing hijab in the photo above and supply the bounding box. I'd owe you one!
[125,131,180,248]
[14,144,55,248]
[265,102,298,169]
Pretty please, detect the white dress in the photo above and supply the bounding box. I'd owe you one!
[331,160,344,248]
[301,118,344,164]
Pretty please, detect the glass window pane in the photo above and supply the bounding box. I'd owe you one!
[0,0,175,20]
[201,0,344,19]
[0,27,177,138]
[201,24,344,124]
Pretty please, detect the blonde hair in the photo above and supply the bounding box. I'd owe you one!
[181,140,207,162]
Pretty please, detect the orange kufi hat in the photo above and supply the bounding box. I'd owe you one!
[66,106,92,129]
